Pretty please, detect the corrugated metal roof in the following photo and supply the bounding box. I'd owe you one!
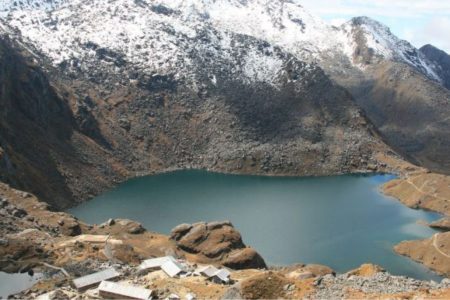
[216,268,231,278]
[98,281,153,300]
[211,269,231,283]
[196,265,219,277]
[72,268,120,290]
[138,256,176,271]
[161,260,185,278]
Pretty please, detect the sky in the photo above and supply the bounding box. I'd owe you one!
[300,0,450,53]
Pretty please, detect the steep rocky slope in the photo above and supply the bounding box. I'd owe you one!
[106,0,449,173]
[0,35,125,209]
[420,44,450,90]
[0,0,394,209]
[0,0,447,187]
[330,19,450,173]
[337,60,450,173]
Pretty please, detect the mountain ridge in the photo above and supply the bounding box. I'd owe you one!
[0,4,394,208]
[0,0,443,84]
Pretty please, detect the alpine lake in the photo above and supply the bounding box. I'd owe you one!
[69,170,443,281]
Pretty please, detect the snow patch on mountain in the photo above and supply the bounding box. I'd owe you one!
[243,46,284,84]
[159,0,338,60]
[4,0,315,89]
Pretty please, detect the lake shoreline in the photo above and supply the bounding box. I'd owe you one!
[68,169,442,280]
[65,151,450,279]
[1,176,449,299]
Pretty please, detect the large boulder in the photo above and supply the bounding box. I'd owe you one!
[115,219,146,234]
[223,248,267,270]
[170,221,266,269]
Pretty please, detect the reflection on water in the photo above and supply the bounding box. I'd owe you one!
[69,171,442,281]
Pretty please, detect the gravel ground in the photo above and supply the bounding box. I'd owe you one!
[312,272,450,299]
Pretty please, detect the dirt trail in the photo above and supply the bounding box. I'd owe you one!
[406,177,448,202]
[432,234,450,259]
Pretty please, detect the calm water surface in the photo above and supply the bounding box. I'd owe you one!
[69,171,442,281]
[0,272,41,299]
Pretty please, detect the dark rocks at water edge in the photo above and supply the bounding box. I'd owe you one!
[430,218,450,231]
[170,221,267,270]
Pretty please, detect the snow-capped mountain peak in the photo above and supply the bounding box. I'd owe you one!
[339,16,441,81]
[0,0,445,85]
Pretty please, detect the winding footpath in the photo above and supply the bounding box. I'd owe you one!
[406,176,448,202]
[432,234,450,259]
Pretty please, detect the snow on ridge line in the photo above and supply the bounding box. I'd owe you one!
[342,16,442,82]
[1,0,444,85]
[162,0,442,82]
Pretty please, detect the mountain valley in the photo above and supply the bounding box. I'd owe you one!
[0,0,449,299]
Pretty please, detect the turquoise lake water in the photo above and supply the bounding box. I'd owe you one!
[69,171,442,281]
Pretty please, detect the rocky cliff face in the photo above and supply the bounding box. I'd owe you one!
[0,36,125,209]
[0,0,394,208]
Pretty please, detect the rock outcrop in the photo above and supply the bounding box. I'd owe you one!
[170,221,266,270]
[107,219,146,235]
[430,218,450,231]
[347,264,385,277]
[281,264,335,280]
